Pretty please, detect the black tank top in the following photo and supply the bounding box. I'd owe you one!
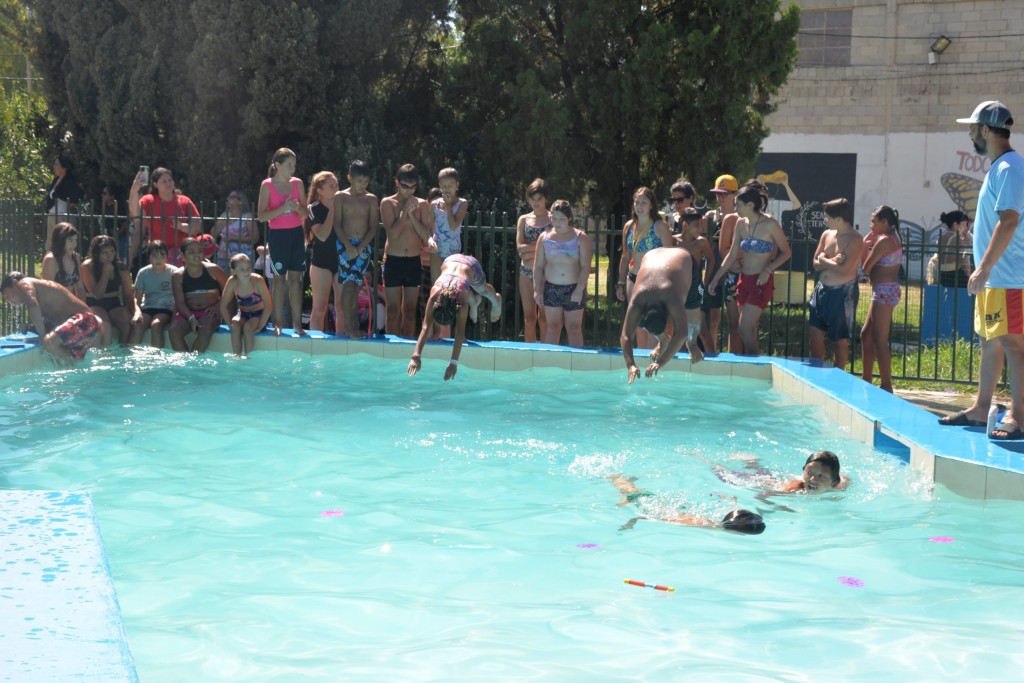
[182,266,219,294]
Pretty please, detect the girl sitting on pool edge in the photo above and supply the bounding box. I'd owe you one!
[407,253,501,381]
[608,474,766,535]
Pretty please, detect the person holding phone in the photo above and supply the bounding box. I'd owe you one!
[128,166,201,268]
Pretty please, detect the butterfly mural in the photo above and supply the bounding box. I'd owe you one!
[940,173,982,217]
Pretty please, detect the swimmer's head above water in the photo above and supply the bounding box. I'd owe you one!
[803,450,841,491]
[720,509,766,535]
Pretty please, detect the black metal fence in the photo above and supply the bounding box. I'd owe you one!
[0,200,983,385]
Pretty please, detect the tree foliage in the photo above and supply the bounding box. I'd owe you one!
[25,0,451,205]
[21,0,798,213]
[0,88,52,199]
[449,0,800,211]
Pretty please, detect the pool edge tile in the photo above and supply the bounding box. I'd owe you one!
[934,456,988,499]
[985,468,1024,501]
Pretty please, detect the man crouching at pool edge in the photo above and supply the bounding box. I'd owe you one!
[2,271,102,363]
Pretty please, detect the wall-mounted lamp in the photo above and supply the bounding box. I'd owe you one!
[928,35,952,64]
[930,36,952,54]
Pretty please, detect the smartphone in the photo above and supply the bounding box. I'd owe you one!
[139,165,150,186]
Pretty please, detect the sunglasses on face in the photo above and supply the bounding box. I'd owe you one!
[671,197,687,203]
[399,182,417,190]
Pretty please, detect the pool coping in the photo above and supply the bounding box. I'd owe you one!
[3,328,1022,503]
[0,490,138,682]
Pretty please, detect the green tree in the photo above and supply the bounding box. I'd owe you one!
[0,88,52,199]
[449,0,800,212]
[25,0,451,206]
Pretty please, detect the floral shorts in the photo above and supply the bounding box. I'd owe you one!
[871,282,901,306]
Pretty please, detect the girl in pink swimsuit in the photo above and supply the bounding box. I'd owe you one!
[860,205,903,392]
[256,148,307,336]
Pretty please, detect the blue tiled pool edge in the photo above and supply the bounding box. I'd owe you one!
[0,490,138,682]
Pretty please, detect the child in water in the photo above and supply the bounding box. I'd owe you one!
[609,474,766,535]
[219,253,272,357]
[713,450,849,500]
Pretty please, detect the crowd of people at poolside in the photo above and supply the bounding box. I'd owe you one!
[7,104,1021,399]
[15,148,910,382]
[9,99,1019,537]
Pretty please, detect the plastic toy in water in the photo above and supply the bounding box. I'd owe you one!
[624,579,675,592]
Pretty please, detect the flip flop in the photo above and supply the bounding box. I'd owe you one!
[938,410,985,427]
[990,421,1024,441]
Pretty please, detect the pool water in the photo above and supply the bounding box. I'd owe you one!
[2,350,1024,681]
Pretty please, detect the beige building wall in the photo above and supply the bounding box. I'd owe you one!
[768,0,1024,135]
[760,0,1023,237]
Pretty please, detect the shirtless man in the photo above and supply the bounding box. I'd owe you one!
[329,160,380,338]
[380,164,434,337]
[620,247,702,384]
[168,237,228,353]
[808,198,864,369]
[1,271,102,362]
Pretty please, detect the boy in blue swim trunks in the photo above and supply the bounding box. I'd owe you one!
[330,160,380,339]
[808,198,863,370]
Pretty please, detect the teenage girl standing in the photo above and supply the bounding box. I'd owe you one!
[860,205,903,392]
[257,148,307,335]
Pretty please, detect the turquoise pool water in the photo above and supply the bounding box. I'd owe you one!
[2,350,1023,681]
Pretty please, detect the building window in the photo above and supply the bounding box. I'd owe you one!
[797,9,852,67]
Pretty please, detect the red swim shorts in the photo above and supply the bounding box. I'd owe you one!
[53,311,101,360]
[736,273,774,310]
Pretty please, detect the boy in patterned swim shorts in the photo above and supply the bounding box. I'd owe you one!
[1,272,101,362]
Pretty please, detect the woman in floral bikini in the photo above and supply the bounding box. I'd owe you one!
[860,205,904,392]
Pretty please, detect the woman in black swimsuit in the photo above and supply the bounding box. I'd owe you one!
[81,234,136,346]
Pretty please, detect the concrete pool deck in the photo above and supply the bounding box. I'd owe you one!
[1,328,1023,679]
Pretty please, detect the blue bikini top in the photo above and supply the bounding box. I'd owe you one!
[740,216,774,254]
[740,237,775,254]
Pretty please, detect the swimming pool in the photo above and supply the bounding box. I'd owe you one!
[2,347,1024,681]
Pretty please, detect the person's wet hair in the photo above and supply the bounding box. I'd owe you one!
[822,198,854,225]
[670,179,696,199]
[720,509,766,535]
[433,285,461,326]
[680,207,703,223]
[639,303,668,335]
[805,450,841,486]
[736,187,766,212]
[349,159,370,178]
[526,178,549,200]
[1,271,25,293]
[872,205,900,229]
